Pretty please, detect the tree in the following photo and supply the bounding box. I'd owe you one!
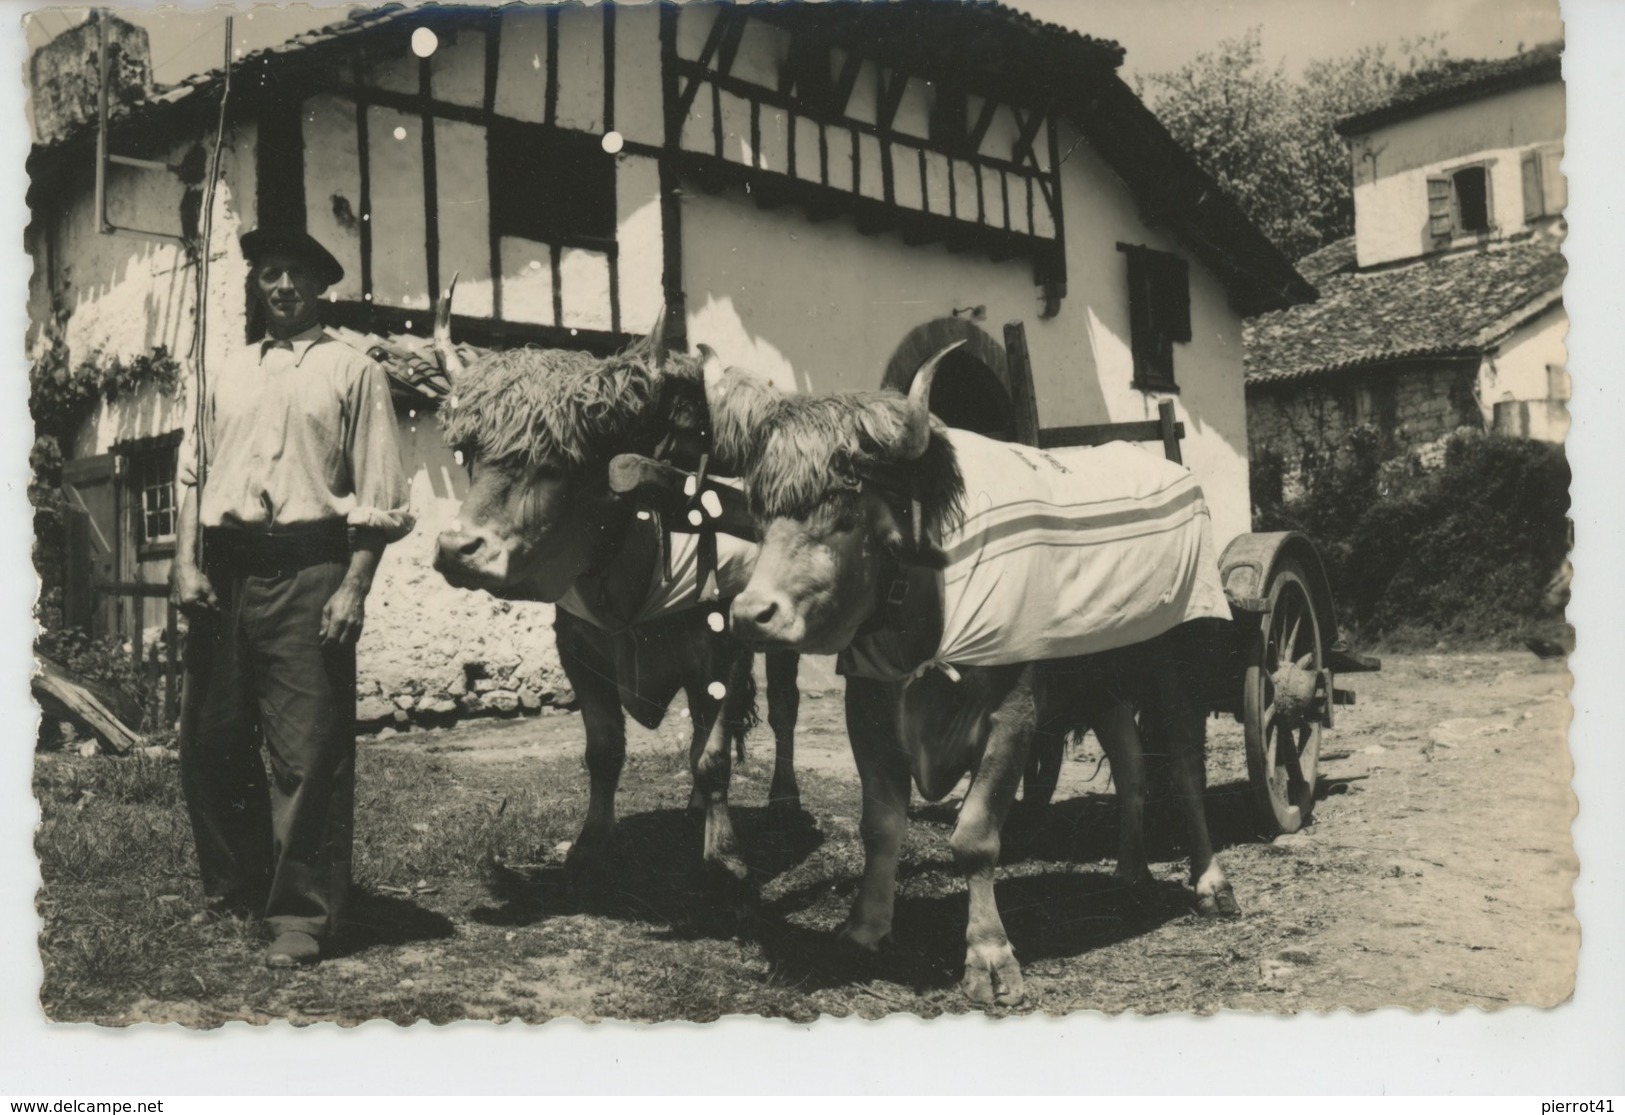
[1139,30,1450,260]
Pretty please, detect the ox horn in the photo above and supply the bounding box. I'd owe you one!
[895,339,968,461]
[696,343,726,393]
[433,272,463,378]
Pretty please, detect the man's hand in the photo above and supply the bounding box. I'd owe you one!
[171,563,218,616]
[320,579,367,647]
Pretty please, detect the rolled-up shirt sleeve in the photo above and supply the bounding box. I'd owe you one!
[345,361,417,542]
[176,391,208,491]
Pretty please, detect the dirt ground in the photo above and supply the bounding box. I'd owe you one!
[34,650,1578,1024]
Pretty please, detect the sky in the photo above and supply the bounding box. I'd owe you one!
[18,0,1564,90]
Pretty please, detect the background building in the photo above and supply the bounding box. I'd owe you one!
[1246,46,1566,497]
[27,3,1309,721]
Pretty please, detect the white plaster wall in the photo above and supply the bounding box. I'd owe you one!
[1346,83,1565,267]
[614,5,664,149]
[358,410,570,716]
[44,127,257,457]
[1479,303,1569,440]
[679,116,1253,548]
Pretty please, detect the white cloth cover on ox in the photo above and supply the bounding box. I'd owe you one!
[843,429,1231,680]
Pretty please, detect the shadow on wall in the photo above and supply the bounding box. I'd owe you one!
[397,405,469,505]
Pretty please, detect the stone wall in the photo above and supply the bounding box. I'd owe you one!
[353,409,569,734]
[29,13,151,145]
[1247,360,1483,499]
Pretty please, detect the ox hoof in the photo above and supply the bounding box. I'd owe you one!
[767,777,802,814]
[1196,882,1241,918]
[835,921,893,958]
[962,941,1025,1007]
[564,827,617,881]
[704,850,751,885]
[1112,863,1156,889]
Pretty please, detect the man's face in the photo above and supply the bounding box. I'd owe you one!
[253,251,327,335]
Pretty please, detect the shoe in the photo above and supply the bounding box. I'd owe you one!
[265,930,321,969]
[189,896,253,927]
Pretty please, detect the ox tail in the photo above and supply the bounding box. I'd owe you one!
[721,658,760,764]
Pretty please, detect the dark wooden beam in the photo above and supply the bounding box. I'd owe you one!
[830,49,864,117]
[876,67,909,132]
[715,9,748,78]
[967,96,999,155]
[1010,107,1045,169]
[1038,418,1187,451]
[1003,321,1042,447]
[675,7,734,122]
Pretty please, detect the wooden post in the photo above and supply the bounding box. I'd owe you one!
[1002,321,1042,447]
[165,601,178,725]
[1158,398,1183,465]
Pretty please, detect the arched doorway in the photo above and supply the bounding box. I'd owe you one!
[882,319,1016,442]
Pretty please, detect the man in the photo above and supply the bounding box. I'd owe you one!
[172,228,414,969]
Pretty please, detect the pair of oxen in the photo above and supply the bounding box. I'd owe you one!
[433,327,1238,1007]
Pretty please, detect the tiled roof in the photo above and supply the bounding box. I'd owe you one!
[32,5,414,152]
[1244,228,1566,386]
[30,1,1307,317]
[978,1,1126,68]
[38,1,1122,155]
[1335,44,1563,135]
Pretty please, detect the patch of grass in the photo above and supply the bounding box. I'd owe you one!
[35,717,1313,1024]
[34,754,193,886]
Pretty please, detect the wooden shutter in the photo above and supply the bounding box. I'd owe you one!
[1123,246,1155,386]
[1157,253,1192,344]
[1427,175,1453,245]
[1121,244,1181,390]
[1522,150,1544,222]
[61,454,121,637]
[1542,146,1566,213]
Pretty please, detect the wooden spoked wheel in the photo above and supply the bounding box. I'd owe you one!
[1243,557,1326,835]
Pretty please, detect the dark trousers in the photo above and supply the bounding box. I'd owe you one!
[178,557,356,940]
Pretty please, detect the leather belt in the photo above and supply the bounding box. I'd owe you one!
[204,523,350,577]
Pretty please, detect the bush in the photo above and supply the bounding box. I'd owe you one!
[1257,431,1571,645]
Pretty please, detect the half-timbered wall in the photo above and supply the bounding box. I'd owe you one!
[31,4,1269,711]
[679,115,1252,547]
[295,7,666,340]
[667,6,1062,271]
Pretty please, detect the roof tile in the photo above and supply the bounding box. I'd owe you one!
[1244,227,1566,385]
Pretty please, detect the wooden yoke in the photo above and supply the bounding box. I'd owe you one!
[607,453,759,543]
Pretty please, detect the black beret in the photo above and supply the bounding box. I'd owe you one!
[240,227,344,288]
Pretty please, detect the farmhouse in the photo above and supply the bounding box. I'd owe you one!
[27,2,1311,720]
[1245,45,1566,497]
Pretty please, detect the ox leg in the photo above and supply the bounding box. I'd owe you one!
[1020,727,1064,811]
[1091,694,1154,889]
[1149,654,1239,918]
[838,676,910,952]
[688,653,750,884]
[765,650,801,811]
[555,622,625,873]
[952,666,1033,1007]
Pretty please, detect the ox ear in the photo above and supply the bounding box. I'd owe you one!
[434,272,464,377]
[894,339,967,461]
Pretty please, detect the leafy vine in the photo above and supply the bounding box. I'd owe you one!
[29,337,182,446]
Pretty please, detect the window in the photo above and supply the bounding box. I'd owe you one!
[488,121,616,246]
[1522,144,1566,221]
[1427,163,1495,245]
[1118,244,1191,393]
[121,441,178,552]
